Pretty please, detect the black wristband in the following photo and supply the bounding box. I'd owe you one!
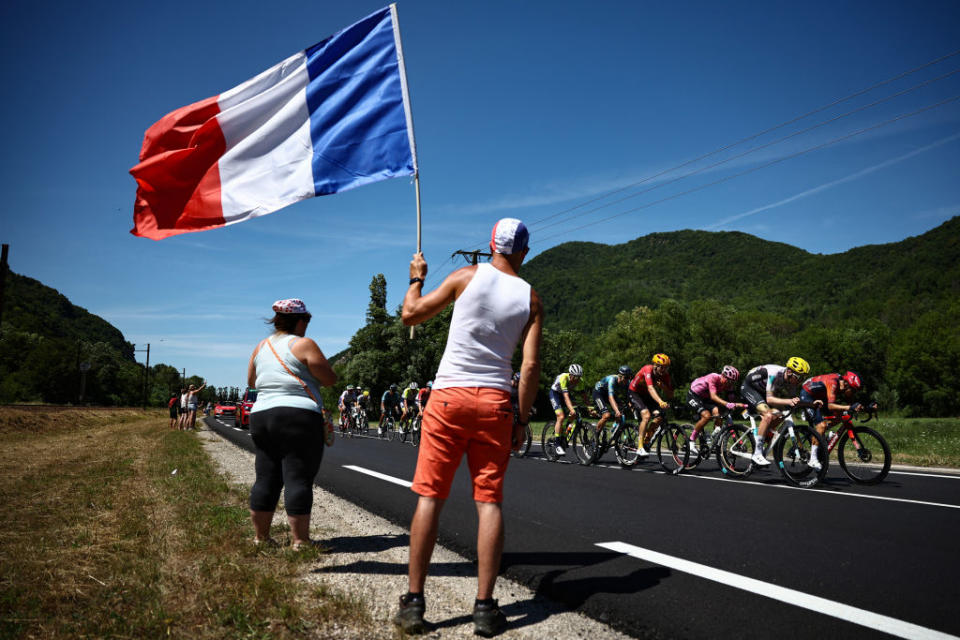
[409,277,424,285]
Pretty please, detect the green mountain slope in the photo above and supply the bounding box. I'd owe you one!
[523,217,960,333]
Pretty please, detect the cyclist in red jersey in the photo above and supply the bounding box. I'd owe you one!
[628,353,674,457]
[800,370,864,470]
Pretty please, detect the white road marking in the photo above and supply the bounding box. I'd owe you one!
[673,469,960,510]
[889,470,960,480]
[597,541,959,640]
[343,465,413,488]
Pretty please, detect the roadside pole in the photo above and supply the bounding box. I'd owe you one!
[0,244,9,339]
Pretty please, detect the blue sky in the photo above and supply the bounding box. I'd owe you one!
[1,0,958,389]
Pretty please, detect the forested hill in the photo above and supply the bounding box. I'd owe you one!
[2,270,132,358]
[0,268,208,405]
[522,216,960,333]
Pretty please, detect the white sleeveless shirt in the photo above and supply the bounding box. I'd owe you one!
[433,263,532,392]
[250,334,323,414]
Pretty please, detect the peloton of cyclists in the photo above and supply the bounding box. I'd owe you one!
[628,354,674,458]
[593,366,633,435]
[549,364,587,456]
[801,370,864,470]
[740,357,811,465]
[687,366,748,454]
[380,383,401,435]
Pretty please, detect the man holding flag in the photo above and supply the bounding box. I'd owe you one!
[396,218,543,636]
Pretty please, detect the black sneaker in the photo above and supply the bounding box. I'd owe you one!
[393,594,426,635]
[473,599,507,637]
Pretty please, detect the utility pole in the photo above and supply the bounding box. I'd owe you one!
[451,249,491,265]
[0,244,9,339]
[133,344,150,408]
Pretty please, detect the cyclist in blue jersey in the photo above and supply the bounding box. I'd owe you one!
[380,384,401,434]
[592,365,633,433]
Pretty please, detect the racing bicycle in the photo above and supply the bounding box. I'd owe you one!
[816,401,891,484]
[717,406,829,487]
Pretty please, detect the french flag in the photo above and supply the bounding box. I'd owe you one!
[130,5,417,240]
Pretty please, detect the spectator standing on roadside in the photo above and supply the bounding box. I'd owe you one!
[185,382,207,429]
[246,299,337,549]
[177,388,188,430]
[395,218,543,637]
[168,392,179,429]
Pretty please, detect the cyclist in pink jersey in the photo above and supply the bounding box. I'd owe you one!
[686,366,747,452]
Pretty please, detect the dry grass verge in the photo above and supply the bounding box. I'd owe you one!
[0,407,371,639]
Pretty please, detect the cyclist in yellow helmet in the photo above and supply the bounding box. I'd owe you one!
[627,353,675,457]
[740,357,810,466]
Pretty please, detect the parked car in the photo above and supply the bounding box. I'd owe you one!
[235,388,258,429]
[214,401,236,417]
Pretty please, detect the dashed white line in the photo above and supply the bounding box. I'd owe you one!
[343,465,413,488]
[597,541,959,640]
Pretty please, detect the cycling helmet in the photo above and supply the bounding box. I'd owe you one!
[346,385,355,390]
[785,356,810,375]
[363,390,370,396]
[409,382,418,390]
[427,380,433,387]
[568,364,583,377]
[617,365,633,377]
[721,365,740,381]
[652,353,671,366]
[842,371,862,389]
[389,384,398,391]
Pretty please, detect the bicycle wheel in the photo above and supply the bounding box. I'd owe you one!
[615,423,640,467]
[381,418,394,441]
[717,424,755,479]
[837,426,891,484]
[411,417,422,447]
[541,421,561,462]
[774,423,828,488]
[398,419,409,443]
[572,422,599,466]
[512,423,532,458]
[681,424,708,471]
[656,423,689,474]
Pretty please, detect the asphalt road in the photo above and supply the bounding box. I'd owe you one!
[204,416,960,640]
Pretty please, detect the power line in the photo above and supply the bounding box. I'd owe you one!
[532,67,960,234]
[532,94,960,245]
[525,48,960,230]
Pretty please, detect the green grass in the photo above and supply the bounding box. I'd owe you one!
[0,408,372,639]
[869,416,960,468]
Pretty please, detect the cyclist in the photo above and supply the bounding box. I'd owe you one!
[401,382,419,426]
[801,370,864,470]
[416,381,432,414]
[549,364,586,456]
[380,383,401,434]
[740,357,810,466]
[687,366,747,453]
[628,354,674,457]
[593,365,633,434]
[338,385,357,429]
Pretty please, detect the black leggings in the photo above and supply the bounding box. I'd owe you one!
[249,407,324,516]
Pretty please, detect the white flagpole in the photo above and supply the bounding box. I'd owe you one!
[391,3,422,338]
[390,3,421,253]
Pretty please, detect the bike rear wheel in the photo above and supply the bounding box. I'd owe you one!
[717,424,755,479]
[656,423,689,474]
[837,426,891,484]
[380,418,395,441]
[411,416,422,447]
[774,423,828,488]
[680,424,708,471]
[512,423,532,458]
[541,421,562,462]
[615,423,640,467]
[572,422,599,466]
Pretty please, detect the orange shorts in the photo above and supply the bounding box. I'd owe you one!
[411,387,513,503]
